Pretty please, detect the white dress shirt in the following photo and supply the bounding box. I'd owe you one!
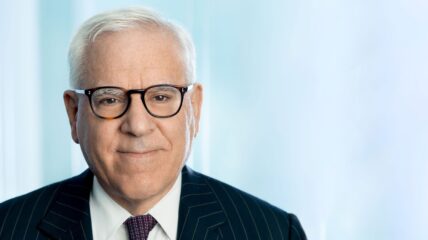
[90,174,182,240]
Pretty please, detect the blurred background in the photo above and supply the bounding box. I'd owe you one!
[1,0,428,239]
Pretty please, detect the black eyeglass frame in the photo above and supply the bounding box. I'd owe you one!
[73,84,193,119]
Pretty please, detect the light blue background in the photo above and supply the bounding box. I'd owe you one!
[1,0,428,239]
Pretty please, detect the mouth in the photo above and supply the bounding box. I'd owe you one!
[117,149,161,158]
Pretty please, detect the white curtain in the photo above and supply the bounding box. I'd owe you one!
[0,0,42,201]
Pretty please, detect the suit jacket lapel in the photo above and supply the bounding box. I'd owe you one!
[38,169,94,240]
[177,166,228,240]
[37,166,229,239]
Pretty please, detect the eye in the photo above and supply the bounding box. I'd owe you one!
[96,96,125,106]
[153,95,170,102]
[100,98,119,105]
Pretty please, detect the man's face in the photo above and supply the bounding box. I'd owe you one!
[64,28,202,213]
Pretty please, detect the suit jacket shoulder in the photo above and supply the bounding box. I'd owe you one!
[0,170,93,239]
[179,166,306,240]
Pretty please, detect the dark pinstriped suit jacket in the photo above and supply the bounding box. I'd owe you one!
[0,166,306,240]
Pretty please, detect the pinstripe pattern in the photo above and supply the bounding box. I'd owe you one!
[0,170,93,240]
[0,166,306,240]
[178,166,307,240]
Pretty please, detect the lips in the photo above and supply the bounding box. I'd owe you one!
[118,149,155,154]
[116,147,162,157]
[118,148,158,154]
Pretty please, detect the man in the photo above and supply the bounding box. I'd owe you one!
[0,7,306,240]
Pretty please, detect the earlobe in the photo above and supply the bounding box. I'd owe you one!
[63,90,80,144]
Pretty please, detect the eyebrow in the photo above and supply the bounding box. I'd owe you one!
[149,86,177,91]
[95,88,125,95]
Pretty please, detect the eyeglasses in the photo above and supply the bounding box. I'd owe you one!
[73,84,192,119]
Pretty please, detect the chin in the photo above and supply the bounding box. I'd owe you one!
[117,175,161,199]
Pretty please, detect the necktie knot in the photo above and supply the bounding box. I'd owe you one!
[125,214,157,240]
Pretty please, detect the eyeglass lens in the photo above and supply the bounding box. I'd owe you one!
[90,86,183,118]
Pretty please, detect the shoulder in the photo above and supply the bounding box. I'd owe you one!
[183,167,307,240]
[0,169,92,215]
[0,180,63,238]
[0,180,63,219]
[0,170,93,238]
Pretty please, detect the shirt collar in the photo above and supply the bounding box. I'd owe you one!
[148,173,181,240]
[90,173,182,240]
[90,177,131,240]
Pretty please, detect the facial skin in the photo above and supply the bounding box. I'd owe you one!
[63,27,203,215]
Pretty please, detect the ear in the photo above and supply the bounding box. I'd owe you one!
[63,90,80,143]
[190,83,203,138]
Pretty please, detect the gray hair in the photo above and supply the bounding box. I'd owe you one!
[68,6,196,88]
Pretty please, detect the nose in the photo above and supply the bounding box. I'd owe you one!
[120,93,155,137]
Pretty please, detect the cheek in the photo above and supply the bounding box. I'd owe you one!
[76,111,118,168]
[163,109,194,160]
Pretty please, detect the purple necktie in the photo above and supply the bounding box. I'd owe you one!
[125,214,158,240]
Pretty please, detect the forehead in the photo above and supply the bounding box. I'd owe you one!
[83,27,186,89]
